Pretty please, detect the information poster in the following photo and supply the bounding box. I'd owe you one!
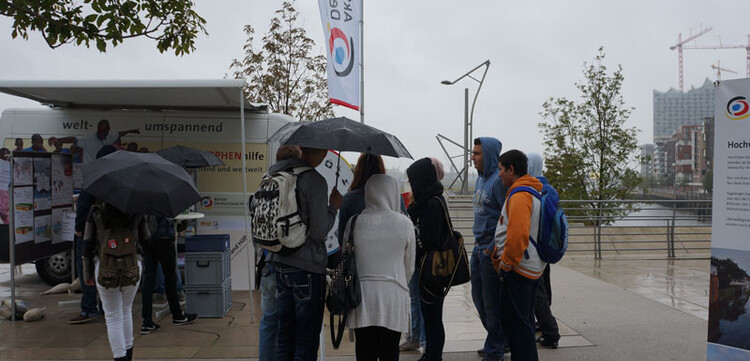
[34,214,51,243]
[13,186,34,244]
[51,154,73,206]
[33,157,51,211]
[51,207,73,244]
[0,159,9,224]
[707,79,750,361]
[13,157,33,186]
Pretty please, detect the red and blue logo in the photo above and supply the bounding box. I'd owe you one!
[201,196,213,209]
[726,96,750,120]
[329,26,355,77]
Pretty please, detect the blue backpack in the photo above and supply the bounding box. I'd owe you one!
[507,182,568,264]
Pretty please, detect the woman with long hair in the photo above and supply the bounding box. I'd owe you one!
[82,203,150,361]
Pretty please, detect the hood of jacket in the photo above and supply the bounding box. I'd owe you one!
[407,158,443,202]
[364,174,400,212]
[507,174,543,197]
[477,137,502,178]
[526,152,543,178]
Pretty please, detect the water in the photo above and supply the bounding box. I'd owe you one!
[609,203,711,227]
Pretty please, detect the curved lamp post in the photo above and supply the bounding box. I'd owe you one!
[441,60,490,194]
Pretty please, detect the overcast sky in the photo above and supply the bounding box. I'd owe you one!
[1,0,748,171]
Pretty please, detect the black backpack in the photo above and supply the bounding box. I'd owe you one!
[326,215,361,349]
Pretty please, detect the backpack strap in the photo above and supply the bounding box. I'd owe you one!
[508,186,541,200]
[289,166,313,175]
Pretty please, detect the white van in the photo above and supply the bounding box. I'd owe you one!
[1,106,293,288]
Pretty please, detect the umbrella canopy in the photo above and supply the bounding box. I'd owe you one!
[267,117,412,158]
[83,151,201,218]
[156,145,225,168]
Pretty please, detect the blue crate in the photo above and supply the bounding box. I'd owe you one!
[185,234,230,252]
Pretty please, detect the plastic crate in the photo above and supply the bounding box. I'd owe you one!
[185,234,230,252]
[185,251,231,287]
[186,279,232,318]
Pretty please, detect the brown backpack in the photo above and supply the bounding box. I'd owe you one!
[91,205,141,289]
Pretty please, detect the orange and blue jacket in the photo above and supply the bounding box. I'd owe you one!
[490,175,546,280]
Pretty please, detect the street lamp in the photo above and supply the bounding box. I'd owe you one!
[441,60,490,195]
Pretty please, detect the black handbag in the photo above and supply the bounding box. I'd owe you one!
[326,215,361,349]
[418,197,471,304]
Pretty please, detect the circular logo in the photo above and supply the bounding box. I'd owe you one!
[107,239,117,249]
[201,196,213,209]
[726,96,750,120]
[329,27,355,77]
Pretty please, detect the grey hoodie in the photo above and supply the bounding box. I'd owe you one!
[268,158,337,274]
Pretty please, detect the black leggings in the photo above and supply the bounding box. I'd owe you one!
[354,326,401,361]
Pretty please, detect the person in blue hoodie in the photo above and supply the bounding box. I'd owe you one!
[470,137,508,361]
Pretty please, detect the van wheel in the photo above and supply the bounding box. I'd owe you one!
[35,251,73,286]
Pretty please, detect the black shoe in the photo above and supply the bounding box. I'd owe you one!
[477,348,486,356]
[125,347,133,361]
[140,322,162,334]
[537,335,559,349]
[173,313,198,326]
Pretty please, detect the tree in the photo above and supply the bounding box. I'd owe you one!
[0,0,207,55]
[229,1,334,121]
[539,48,642,223]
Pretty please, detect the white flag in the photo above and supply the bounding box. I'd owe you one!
[318,0,360,110]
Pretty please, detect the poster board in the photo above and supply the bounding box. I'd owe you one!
[7,151,75,264]
[707,79,750,361]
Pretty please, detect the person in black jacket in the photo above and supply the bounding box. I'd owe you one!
[69,145,117,325]
[406,157,449,361]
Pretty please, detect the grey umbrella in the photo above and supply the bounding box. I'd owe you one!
[156,145,224,168]
[267,117,412,158]
[83,151,201,218]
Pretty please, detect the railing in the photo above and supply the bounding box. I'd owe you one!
[446,197,712,260]
[560,199,712,259]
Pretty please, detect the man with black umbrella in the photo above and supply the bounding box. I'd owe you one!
[268,146,342,361]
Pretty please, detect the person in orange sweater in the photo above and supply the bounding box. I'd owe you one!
[490,149,545,361]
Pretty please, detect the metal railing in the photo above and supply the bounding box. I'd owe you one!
[561,199,712,259]
[447,198,712,260]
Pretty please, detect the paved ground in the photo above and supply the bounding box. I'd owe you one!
[0,255,710,360]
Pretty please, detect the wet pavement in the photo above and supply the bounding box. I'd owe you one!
[0,254,710,361]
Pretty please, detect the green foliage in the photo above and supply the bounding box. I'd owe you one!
[228,1,334,121]
[539,47,643,224]
[0,0,207,55]
[712,257,750,288]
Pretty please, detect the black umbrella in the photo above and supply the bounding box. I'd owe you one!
[267,117,412,158]
[156,145,225,168]
[83,151,201,218]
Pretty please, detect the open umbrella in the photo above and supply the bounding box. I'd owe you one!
[83,151,201,218]
[156,145,225,168]
[267,117,412,159]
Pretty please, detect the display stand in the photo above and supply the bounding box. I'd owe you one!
[6,152,75,321]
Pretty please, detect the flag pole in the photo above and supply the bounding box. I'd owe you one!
[359,0,364,124]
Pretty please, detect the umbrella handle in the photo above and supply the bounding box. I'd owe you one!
[334,151,342,191]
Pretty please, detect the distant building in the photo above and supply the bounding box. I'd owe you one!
[673,124,702,186]
[639,144,655,176]
[700,117,714,178]
[653,78,715,138]
[653,136,675,180]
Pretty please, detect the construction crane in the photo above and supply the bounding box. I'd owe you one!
[683,34,750,79]
[670,26,712,92]
[711,60,737,81]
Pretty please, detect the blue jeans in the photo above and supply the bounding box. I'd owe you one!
[470,246,505,359]
[259,264,279,361]
[500,271,539,361]
[75,235,100,316]
[275,264,325,361]
[408,270,426,346]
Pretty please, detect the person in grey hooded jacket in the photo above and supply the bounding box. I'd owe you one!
[268,146,342,361]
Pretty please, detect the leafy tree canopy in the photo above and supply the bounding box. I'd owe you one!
[229,1,334,121]
[0,0,207,55]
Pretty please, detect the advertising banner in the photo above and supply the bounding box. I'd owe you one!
[318,0,361,110]
[708,78,750,361]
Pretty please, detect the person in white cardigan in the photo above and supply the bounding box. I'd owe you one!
[344,174,416,361]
